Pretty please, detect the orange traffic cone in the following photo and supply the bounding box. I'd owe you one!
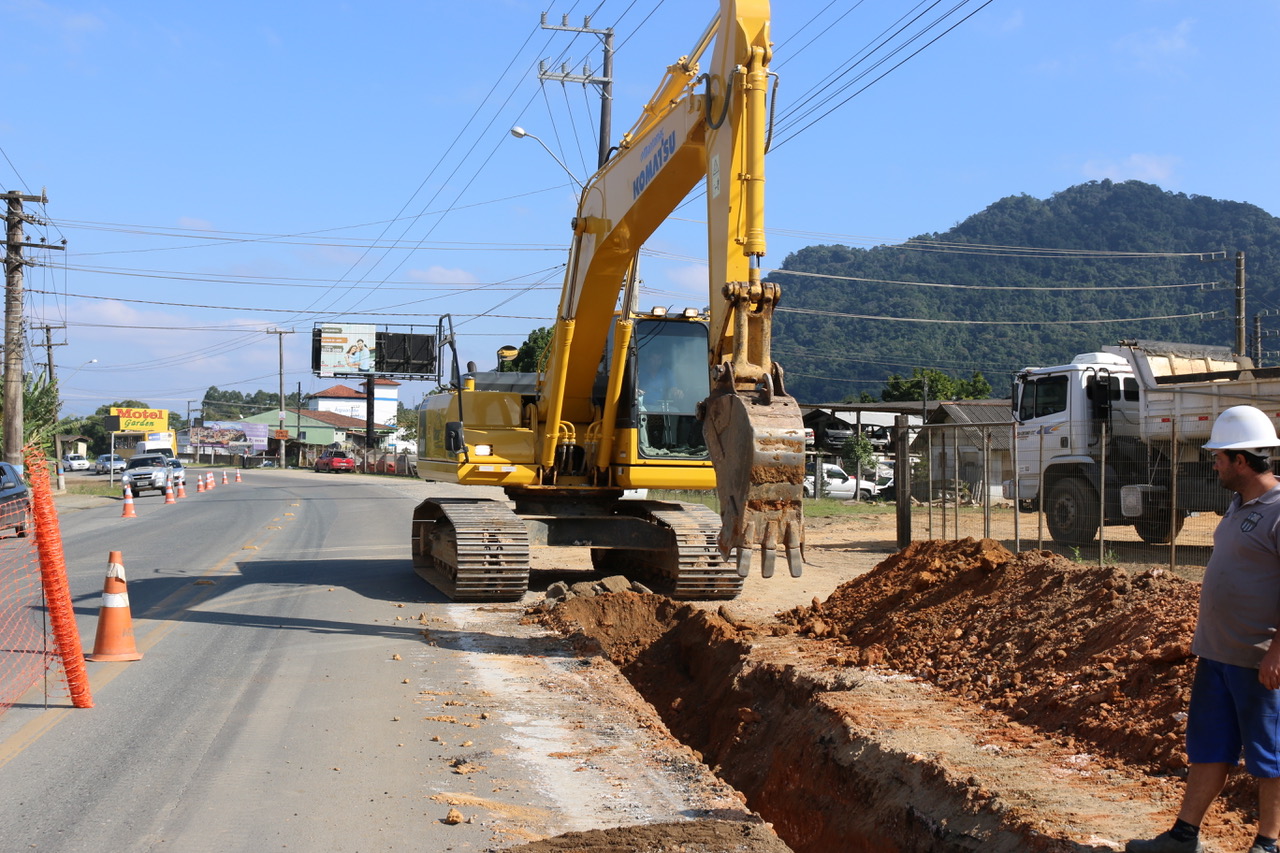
[196,476,204,494]
[86,552,142,662]
[221,470,228,485]
[163,480,176,504]
[177,479,187,499]
[121,485,137,518]
[207,472,215,490]
[234,469,242,483]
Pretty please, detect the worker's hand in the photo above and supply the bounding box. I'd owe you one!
[1261,642,1280,690]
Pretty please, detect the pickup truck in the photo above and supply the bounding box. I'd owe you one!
[804,463,879,500]
[121,454,176,495]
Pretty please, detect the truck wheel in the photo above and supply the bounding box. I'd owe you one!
[1134,512,1186,545]
[1045,478,1099,545]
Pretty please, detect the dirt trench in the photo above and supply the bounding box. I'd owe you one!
[532,539,1259,852]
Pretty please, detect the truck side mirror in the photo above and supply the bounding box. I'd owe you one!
[444,422,465,454]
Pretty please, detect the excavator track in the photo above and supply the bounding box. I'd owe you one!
[411,498,530,601]
[594,501,744,600]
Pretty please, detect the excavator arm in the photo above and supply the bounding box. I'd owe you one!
[535,0,804,577]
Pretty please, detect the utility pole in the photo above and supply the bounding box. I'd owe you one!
[3,190,64,467]
[1235,251,1247,357]
[538,14,615,169]
[33,323,67,381]
[266,329,294,468]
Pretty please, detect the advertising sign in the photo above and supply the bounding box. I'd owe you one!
[110,407,169,432]
[314,324,376,377]
[189,421,269,453]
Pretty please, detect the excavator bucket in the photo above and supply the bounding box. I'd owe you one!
[702,368,805,579]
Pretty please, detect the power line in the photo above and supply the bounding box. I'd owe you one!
[776,305,1222,325]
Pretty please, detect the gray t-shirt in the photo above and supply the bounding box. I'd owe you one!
[1193,484,1280,668]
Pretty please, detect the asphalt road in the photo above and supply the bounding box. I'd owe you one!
[0,469,745,852]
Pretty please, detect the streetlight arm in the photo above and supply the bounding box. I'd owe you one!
[509,127,584,189]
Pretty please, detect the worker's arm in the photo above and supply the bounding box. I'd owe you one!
[1261,635,1280,690]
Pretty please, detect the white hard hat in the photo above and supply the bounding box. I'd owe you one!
[1203,405,1280,454]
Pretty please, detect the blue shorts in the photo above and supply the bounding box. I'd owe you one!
[1187,657,1280,777]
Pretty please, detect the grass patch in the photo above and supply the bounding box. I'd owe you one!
[650,489,895,520]
[61,480,124,498]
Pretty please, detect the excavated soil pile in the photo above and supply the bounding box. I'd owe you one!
[779,538,1198,774]
[501,819,794,852]
[535,539,1262,851]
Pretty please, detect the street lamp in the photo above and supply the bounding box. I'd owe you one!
[509,126,584,190]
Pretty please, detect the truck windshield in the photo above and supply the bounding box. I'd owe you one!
[1018,375,1069,421]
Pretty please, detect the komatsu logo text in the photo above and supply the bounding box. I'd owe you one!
[632,131,677,199]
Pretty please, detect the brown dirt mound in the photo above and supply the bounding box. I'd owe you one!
[498,818,793,852]
[780,538,1198,774]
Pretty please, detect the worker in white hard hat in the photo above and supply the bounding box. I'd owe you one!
[1129,405,1280,853]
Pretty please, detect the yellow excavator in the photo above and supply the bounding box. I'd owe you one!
[413,0,804,601]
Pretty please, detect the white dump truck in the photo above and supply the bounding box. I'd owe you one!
[1004,339,1280,545]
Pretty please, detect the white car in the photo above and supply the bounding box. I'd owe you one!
[804,463,879,500]
[62,453,90,471]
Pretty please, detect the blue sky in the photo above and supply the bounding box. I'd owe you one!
[3,0,1278,419]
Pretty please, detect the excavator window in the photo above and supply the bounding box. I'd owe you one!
[627,319,710,459]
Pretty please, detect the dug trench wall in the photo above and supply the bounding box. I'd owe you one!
[536,539,1258,852]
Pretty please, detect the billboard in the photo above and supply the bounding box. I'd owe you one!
[314,324,376,377]
[110,407,169,432]
[311,324,439,380]
[189,421,269,453]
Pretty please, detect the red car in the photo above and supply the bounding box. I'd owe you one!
[314,451,356,473]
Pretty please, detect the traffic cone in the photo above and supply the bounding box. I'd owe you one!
[207,472,215,490]
[121,485,137,518]
[196,476,204,494]
[235,469,242,483]
[86,552,142,662]
[163,480,176,504]
[221,470,228,485]
[177,479,187,499]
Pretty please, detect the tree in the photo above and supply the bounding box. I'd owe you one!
[395,403,418,444]
[840,433,877,479]
[510,327,554,373]
[879,368,992,402]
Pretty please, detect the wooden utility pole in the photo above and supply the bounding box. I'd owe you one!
[538,14,615,169]
[33,323,67,380]
[2,190,64,467]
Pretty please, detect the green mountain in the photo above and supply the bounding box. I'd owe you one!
[769,180,1280,404]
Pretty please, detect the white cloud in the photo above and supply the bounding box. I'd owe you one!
[1080,153,1180,185]
[1114,19,1197,72]
[408,266,480,285]
[177,216,215,231]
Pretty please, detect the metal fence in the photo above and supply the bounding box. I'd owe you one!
[902,420,1217,578]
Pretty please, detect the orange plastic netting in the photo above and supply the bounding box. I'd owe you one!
[0,449,92,713]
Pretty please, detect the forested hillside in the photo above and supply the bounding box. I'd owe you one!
[770,180,1280,404]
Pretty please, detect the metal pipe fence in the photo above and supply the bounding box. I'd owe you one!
[902,420,1216,579]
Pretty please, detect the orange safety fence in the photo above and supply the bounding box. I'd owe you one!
[0,448,92,715]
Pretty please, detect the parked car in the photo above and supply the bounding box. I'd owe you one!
[0,462,30,537]
[823,425,855,451]
[95,454,126,474]
[804,463,879,500]
[803,427,815,448]
[314,450,356,473]
[165,458,187,487]
[61,453,90,471]
[121,454,176,495]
